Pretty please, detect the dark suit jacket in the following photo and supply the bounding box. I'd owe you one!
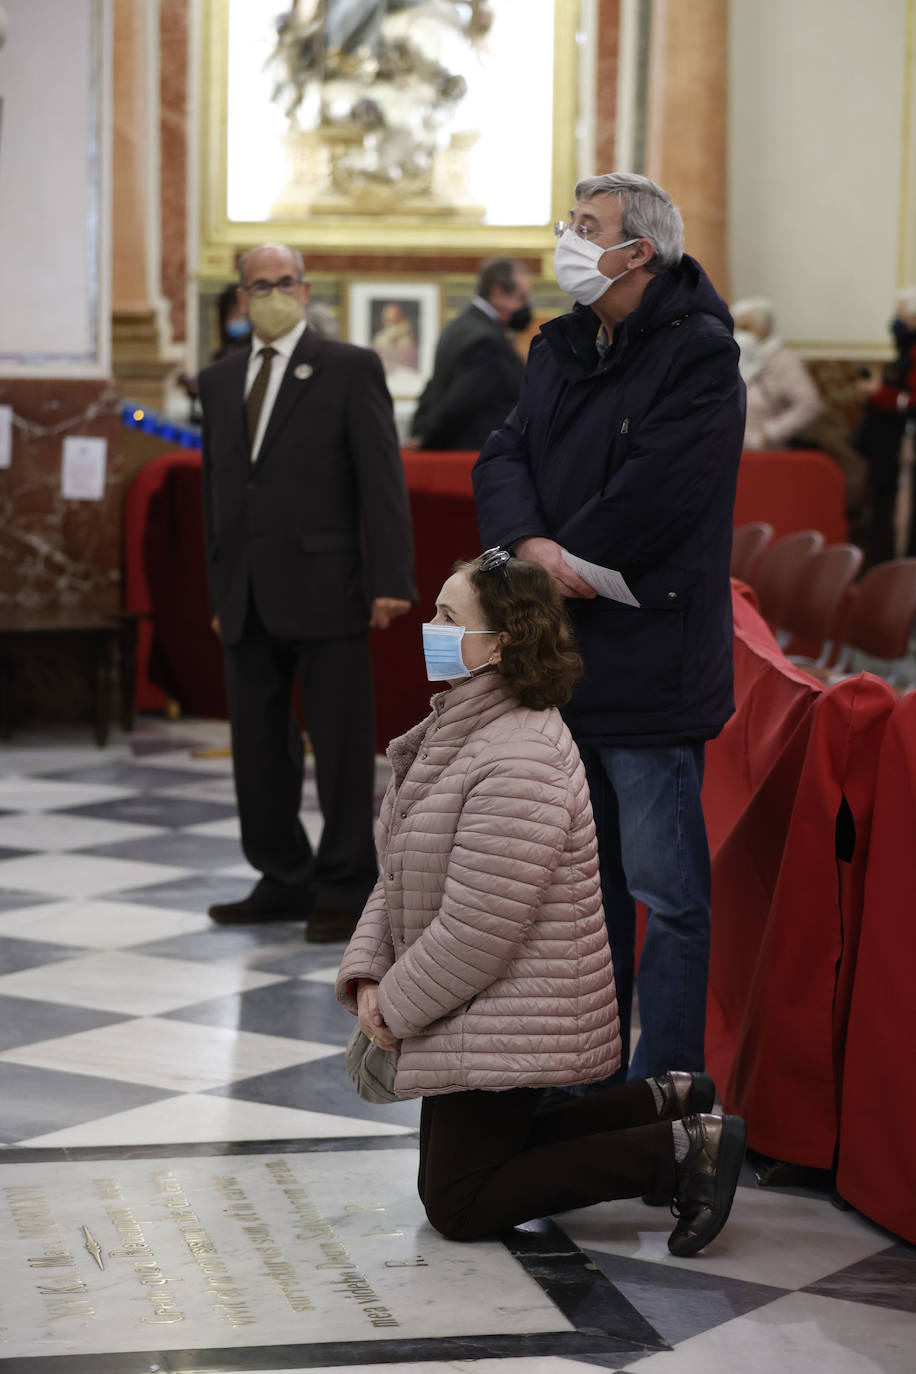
[411,303,525,451]
[199,328,417,647]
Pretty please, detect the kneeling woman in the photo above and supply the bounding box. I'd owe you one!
[337,551,745,1257]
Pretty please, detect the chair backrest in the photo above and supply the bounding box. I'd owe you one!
[843,559,916,661]
[730,522,774,582]
[754,529,825,625]
[780,543,864,646]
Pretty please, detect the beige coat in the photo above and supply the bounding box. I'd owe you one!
[744,346,822,449]
[336,672,620,1097]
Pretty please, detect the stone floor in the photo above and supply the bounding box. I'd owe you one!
[0,718,914,1373]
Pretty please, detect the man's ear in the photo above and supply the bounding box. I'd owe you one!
[631,238,655,269]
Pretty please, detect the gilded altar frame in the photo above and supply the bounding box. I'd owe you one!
[198,0,582,280]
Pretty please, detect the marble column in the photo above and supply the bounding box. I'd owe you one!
[644,0,729,296]
[595,0,620,173]
[111,0,181,408]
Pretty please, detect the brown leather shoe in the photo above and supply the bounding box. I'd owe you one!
[209,886,311,925]
[304,909,360,943]
[668,1113,747,1257]
[642,1073,718,1205]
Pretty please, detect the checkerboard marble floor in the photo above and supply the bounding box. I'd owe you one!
[0,718,914,1373]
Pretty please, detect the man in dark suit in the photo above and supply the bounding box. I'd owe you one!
[199,242,417,942]
[410,258,532,451]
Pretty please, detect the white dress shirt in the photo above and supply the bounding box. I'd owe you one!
[471,294,500,322]
[244,317,307,461]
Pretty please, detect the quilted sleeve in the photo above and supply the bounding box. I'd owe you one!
[335,876,395,1012]
[376,739,572,1040]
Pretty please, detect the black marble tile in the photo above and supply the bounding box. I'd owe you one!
[0,1134,417,1163]
[0,846,28,863]
[208,1049,422,1130]
[584,1247,789,1349]
[0,934,86,974]
[133,922,303,962]
[103,872,253,913]
[164,976,353,1045]
[40,762,215,791]
[0,889,48,914]
[0,995,129,1052]
[0,1061,173,1144]
[248,946,346,975]
[80,831,244,870]
[55,794,239,828]
[804,1243,916,1314]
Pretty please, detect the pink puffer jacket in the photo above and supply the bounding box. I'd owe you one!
[336,671,620,1097]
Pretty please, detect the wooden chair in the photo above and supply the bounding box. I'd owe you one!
[754,529,825,627]
[782,543,864,665]
[730,521,774,583]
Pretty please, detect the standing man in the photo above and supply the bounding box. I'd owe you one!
[473,174,745,1078]
[411,258,532,451]
[200,243,416,943]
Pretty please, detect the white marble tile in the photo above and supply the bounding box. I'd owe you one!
[559,1182,891,1290]
[0,812,161,852]
[183,815,243,839]
[1,1149,565,1358]
[141,747,234,773]
[0,851,191,898]
[619,1290,916,1374]
[20,1092,416,1146]
[0,776,132,812]
[0,949,286,1014]
[0,898,212,948]
[300,966,342,986]
[158,777,240,804]
[219,860,262,879]
[0,1015,338,1091]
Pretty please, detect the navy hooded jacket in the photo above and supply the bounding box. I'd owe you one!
[473,255,745,747]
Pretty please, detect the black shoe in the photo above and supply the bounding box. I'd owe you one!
[642,1072,717,1205]
[667,1113,747,1257]
[304,909,360,943]
[209,885,311,925]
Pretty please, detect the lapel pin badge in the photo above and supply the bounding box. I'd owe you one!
[294,363,314,381]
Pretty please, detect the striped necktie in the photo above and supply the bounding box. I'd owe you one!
[245,345,277,448]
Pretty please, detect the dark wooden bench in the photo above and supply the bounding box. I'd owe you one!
[0,610,142,747]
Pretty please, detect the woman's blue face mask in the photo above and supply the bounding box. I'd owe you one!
[422,623,496,682]
[225,316,252,340]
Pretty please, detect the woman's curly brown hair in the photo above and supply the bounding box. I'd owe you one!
[457,554,583,710]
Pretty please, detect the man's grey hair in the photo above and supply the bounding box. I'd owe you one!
[238,243,306,284]
[574,173,684,274]
[731,297,775,336]
[896,285,916,318]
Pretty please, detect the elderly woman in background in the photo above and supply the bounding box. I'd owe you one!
[336,550,746,1257]
[733,297,822,450]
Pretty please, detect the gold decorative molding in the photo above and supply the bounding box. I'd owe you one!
[197,0,581,280]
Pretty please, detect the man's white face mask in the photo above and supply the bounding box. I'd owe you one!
[553,229,641,306]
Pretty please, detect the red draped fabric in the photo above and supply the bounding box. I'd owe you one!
[704,591,896,1166]
[837,691,916,1243]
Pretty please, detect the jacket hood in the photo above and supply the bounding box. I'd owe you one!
[541,254,734,375]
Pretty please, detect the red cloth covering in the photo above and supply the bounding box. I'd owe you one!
[837,691,916,1243]
[124,451,202,711]
[705,591,896,1167]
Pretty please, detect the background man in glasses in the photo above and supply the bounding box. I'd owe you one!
[199,242,416,942]
[474,174,745,1083]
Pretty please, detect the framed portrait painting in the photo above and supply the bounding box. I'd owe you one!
[346,281,441,400]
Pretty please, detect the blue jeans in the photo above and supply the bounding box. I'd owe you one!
[579,742,711,1081]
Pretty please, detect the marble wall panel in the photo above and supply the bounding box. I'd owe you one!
[0,379,126,728]
[160,0,189,344]
[595,0,620,172]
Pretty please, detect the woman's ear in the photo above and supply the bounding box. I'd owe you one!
[491,630,511,663]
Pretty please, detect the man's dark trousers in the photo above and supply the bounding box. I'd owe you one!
[222,597,378,914]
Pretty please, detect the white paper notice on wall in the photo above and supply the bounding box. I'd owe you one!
[61,436,107,500]
[0,406,12,469]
